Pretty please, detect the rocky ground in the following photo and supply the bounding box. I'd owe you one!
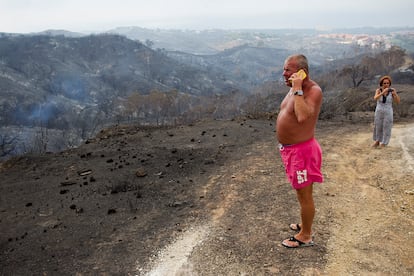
[1,116,413,275]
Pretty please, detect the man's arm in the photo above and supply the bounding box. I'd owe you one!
[293,87,322,123]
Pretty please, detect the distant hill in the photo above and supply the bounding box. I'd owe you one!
[108,26,414,55]
[0,33,255,157]
[0,34,246,126]
[1,28,414,159]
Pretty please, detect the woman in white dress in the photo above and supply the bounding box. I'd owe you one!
[372,75,400,147]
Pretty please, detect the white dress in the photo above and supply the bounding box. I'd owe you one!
[373,91,394,145]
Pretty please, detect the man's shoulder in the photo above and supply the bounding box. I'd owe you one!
[303,81,322,95]
[309,80,322,91]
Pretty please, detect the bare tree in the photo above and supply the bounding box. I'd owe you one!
[340,64,370,88]
[0,133,18,158]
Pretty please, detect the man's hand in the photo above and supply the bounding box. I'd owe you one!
[289,69,307,90]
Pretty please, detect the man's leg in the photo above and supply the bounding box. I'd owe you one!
[296,184,314,242]
[282,184,314,247]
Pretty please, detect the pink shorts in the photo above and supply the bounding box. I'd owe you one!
[279,138,324,190]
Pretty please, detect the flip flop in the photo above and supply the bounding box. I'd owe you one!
[282,236,314,248]
[289,223,301,232]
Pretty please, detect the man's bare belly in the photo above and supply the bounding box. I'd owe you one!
[276,116,315,144]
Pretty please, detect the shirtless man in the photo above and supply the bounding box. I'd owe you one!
[276,54,324,248]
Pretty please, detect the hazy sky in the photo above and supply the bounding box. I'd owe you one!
[1,0,414,33]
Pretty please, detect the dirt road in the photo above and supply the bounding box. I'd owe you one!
[317,122,414,275]
[144,121,414,275]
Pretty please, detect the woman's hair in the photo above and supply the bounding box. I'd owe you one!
[379,75,392,86]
